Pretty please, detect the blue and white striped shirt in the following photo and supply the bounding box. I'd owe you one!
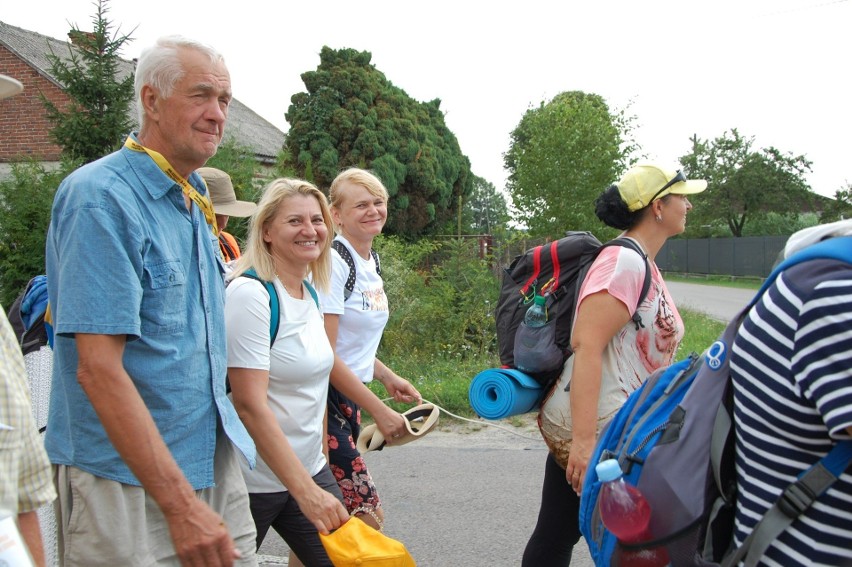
[731,258,852,566]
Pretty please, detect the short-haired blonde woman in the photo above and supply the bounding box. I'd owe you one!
[225,178,406,566]
[320,168,421,531]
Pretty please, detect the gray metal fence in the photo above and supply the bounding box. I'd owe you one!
[657,236,789,279]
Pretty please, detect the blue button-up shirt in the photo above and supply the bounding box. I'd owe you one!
[45,135,255,489]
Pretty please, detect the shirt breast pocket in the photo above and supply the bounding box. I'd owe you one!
[0,427,22,450]
[141,259,187,335]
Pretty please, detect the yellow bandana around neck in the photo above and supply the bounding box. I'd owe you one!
[124,136,219,236]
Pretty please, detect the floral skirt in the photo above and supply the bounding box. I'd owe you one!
[326,386,381,514]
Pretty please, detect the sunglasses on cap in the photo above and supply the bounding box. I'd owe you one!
[648,169,687,204]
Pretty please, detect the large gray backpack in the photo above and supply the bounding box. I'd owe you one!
[580,235,852,566]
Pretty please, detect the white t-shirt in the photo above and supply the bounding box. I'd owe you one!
[318,236,389,383]
[225,276,334,493]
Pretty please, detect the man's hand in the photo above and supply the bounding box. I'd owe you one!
[166,499,241,567]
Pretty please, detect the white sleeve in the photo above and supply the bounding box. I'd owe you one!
[317,250,348,316]
[225,277,272,370]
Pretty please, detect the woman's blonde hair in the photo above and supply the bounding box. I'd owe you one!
[329,168,389,235]
[230,178,333,293]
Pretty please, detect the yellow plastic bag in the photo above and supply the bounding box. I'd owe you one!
[319,516,416,566]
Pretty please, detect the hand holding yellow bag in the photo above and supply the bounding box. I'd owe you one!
[319,516,416,566]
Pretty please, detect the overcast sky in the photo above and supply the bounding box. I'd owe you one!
[3,0,849,198]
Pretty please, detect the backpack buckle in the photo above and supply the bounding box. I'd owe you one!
[778,481,816,518]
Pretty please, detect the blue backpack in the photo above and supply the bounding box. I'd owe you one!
[579,236,852,567]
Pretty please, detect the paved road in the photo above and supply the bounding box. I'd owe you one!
[666,281,756,322]
[258,420,572,567]
[256,281,747,566]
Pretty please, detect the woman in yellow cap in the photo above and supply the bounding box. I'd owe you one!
[524,162,706,566]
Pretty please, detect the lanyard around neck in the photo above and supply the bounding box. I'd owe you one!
[124,136,219,236]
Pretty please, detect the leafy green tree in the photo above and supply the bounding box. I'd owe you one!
[679,129,815,237]
[463,174,511,235]
[42,0,135,163]
[0,161,71,305]
[0,0,135,303]
[284,47,473,237]
[504,91,635,238]
[203,138,263,246]
[820,182,852,223]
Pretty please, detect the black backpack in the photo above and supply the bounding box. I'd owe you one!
[331,238,381,300]
[495,232,651,388]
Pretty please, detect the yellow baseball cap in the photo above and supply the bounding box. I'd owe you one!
[617,162,707,212]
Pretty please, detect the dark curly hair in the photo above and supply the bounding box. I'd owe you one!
[594,184,641,230]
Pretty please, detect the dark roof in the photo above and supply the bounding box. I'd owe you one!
[0,21,285,163]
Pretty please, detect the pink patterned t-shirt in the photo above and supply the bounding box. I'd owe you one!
[539,240,684,468]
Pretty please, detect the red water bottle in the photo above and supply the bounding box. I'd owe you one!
[596,459,669,567]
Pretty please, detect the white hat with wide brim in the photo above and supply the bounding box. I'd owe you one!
[0,74,23,100]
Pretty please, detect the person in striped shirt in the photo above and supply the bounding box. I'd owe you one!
[730,220,852,566]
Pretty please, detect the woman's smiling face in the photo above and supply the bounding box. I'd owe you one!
[333,181,388,243]
[263,194,329,268]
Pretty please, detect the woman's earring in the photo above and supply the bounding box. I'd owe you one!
[655,215,662,223]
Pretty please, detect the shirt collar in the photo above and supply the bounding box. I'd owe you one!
[122,132,208,200]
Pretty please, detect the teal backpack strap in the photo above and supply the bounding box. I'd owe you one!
[303,279,320,309]
[242,268,279,347]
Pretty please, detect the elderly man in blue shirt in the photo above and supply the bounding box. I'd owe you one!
[45,36,256,567]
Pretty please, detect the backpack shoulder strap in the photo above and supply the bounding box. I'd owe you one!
[724,441,852,567]
[242,268,279,347]
[600,237,652,330]
[371,248,382,277]
[332,239,381,300]
[332,239,356,300]
[303,279,320,309]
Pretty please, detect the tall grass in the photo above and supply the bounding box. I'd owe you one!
[678,307,726,356]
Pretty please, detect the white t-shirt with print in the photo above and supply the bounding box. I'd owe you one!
[318,235,389,383]
[225,276,334,493]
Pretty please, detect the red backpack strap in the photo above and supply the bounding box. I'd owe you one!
[520,244,544,298]
[540,241,560,295]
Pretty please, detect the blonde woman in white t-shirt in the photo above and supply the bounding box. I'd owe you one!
[319,168,421,532]
[523,163,706,566]
[225,178,407,567]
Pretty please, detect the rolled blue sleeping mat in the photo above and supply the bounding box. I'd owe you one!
[468,367,544,420]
